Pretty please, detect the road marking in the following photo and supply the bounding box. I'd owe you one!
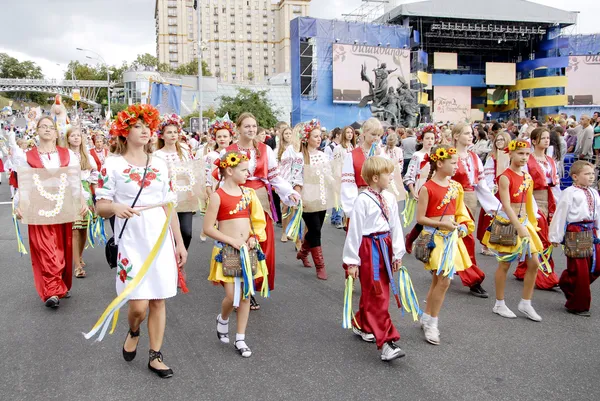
[0,201,13,205]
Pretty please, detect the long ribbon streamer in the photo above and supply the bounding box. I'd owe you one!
[368,143,377,157]
[285,200,303,242]
[436,230,458,278]
[538,245,553,275]
[12,200,27,255]
[342,277,360,329]
[401,197,417,228]
[371,233,401,308]
[398,266,422,321]
[83,203,174,341]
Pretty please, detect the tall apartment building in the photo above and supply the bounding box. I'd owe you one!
[155,0,311,83]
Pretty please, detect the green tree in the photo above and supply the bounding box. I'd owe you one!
[216,88,279,128]
[132,53,158,70]
[174,59,211,76]
[0,53,43,78]
[110,102,128,114]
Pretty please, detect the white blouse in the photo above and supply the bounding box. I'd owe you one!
[457,151,500,214]
[343,190,406,267]
[549,186,600,244]
[279,144,303,186]
[381,146,404,172]
[297,150,329,187]
[403,150,427,187]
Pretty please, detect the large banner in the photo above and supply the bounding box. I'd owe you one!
[433,86,471,123]
[17,166,82,225]
[332,43,411,104]
[566,55,600,106]
[150,82,182,115]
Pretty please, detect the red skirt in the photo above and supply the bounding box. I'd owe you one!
[559,223,600,312]
[254,212,276,291]
[9,171,18,188]
[477,208,493,244]
[514,213,559,289]
[354,233,400,349]
[28,223,73,301]
[0,159,4,173]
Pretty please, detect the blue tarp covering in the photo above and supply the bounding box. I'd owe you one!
[517,57,569,73]
[291,17,411,128]
[431,74,486,88]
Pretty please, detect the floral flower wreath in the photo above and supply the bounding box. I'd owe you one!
[301,119,321,145]
[109,104,160,138]
[429,146,457,162]
[505,140,530,153]
[158,113,184,134]
[417,123,440,143]
[209,117,236,140]
[218,151,248,169]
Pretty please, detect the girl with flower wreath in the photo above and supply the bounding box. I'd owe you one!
[204,151,267,358]
[481,140,544,322]
[416,145,474,345]
[277,124,302,244]
[94,104,187,378]
[13,117,88,308]
[293,120,335,280]
[154,113,195,250]
[223,112,300,310]
[513,127,560,290]
[67,125,99,278]
[403,127,436,202]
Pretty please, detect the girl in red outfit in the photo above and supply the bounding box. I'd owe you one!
[514,127,560,289]
[225,113,300,310]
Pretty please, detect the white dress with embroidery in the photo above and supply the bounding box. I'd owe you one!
[96,155,178,300]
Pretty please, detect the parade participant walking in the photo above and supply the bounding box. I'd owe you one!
[343,156,406,361]
[225,112,300,309]
[13,117,87,308]
[478,132,511,255]
[294,120,334,280]
[204,151,266,357]
[341,118,383,215]
[278,124,302,243]
[155,114,194,250]
[550,161,600,316]
[416,145,474,345]
[514,127,560,289]
[381,132,404,174]
[482,140,543,322]
[67,125,98,278]
[89,132,108,172]
[403,128,436,202]
[95,104,187,378]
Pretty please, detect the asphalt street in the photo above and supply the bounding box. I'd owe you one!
[1,180,599,401]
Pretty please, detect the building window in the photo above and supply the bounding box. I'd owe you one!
[170,53,178,61]
[168,27,177,34]
[170,62,179,68]
[168,9,177,17]
[169,44,178,52]
[168,18,177,25]
[168,0,177,7]
[169,35,177,44]
[293,5,302,14]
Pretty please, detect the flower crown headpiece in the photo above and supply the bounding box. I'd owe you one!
[209,117,236,139]
[218,152,248,169]
[301,119,321,144]
[418,124,440,142]
[158,113,184,134]
[429,147,457,162]
[505,140,530,153]
[109,104,160,138]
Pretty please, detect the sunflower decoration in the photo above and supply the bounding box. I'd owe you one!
[429,146,456,163]
[109,104,161,138]
[505,139,530,153]
[158,113,185,135]
[218,151,248,169]
[209,116,236,140]
[301,119,321,145]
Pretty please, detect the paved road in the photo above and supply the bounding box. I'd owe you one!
[1,181,599,401]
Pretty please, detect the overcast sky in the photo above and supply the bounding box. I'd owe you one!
[0,0,597,79]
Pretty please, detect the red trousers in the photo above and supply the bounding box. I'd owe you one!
[28,223,73,301]
[476,208,493,245]
[405,225,485,288]
[514,213,559,289]
[354,234,400,349]
[255,212,276,291]
[558,224,600,312]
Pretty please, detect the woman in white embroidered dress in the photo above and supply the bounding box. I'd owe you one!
[403,129,436,201]
[67,126,98,278]
[155,114,194,250]
[277,124,302,243]
[96,105,187,379]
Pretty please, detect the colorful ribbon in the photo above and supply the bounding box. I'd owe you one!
[401,196,417,228]
[342,276,360,329]
[239,244,256,299]
[83,203,175,341]
[398,266,422,321]
[256,245,270,298]
[285,200,303,242]
[538,245,553,275]
[436,230,458,278]
[85,211,95,249]
[12,208,28,255]
[493,237,532,264]
[368,142,377,157]
[370,233,401,308]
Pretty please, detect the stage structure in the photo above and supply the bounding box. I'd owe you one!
[290,17,417,128]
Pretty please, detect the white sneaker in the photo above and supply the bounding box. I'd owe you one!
[423,325,440,345]
[518,301,542,322]
[493,304,517,318]
[419,316,428,330]
[381,342,405,361]
[352,326,375,343]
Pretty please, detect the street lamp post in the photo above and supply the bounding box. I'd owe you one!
[76,47,111,120]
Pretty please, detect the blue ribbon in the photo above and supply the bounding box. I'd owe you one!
[369,233,401,308]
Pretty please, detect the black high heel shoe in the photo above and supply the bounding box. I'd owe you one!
[122,328,140,362]
[148,349,174,379]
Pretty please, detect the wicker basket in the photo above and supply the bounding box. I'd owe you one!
[221,245,258,277]
[564,230,594,259]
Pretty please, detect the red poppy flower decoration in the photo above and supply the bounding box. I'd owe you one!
[109,104,161,138]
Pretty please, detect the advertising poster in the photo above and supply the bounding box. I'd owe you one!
[566,55,600,106]
[433,86,471,123]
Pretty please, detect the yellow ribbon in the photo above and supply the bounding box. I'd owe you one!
[12,200,28,255]
[84,203,174,341]
[401,197,417,228]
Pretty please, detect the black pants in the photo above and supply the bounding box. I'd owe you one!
[402,159,411,176]
[302,210,327,248]
[272,189,282,223]
[178,211,193,250]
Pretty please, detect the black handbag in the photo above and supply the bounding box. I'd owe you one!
[105,155,149,268]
